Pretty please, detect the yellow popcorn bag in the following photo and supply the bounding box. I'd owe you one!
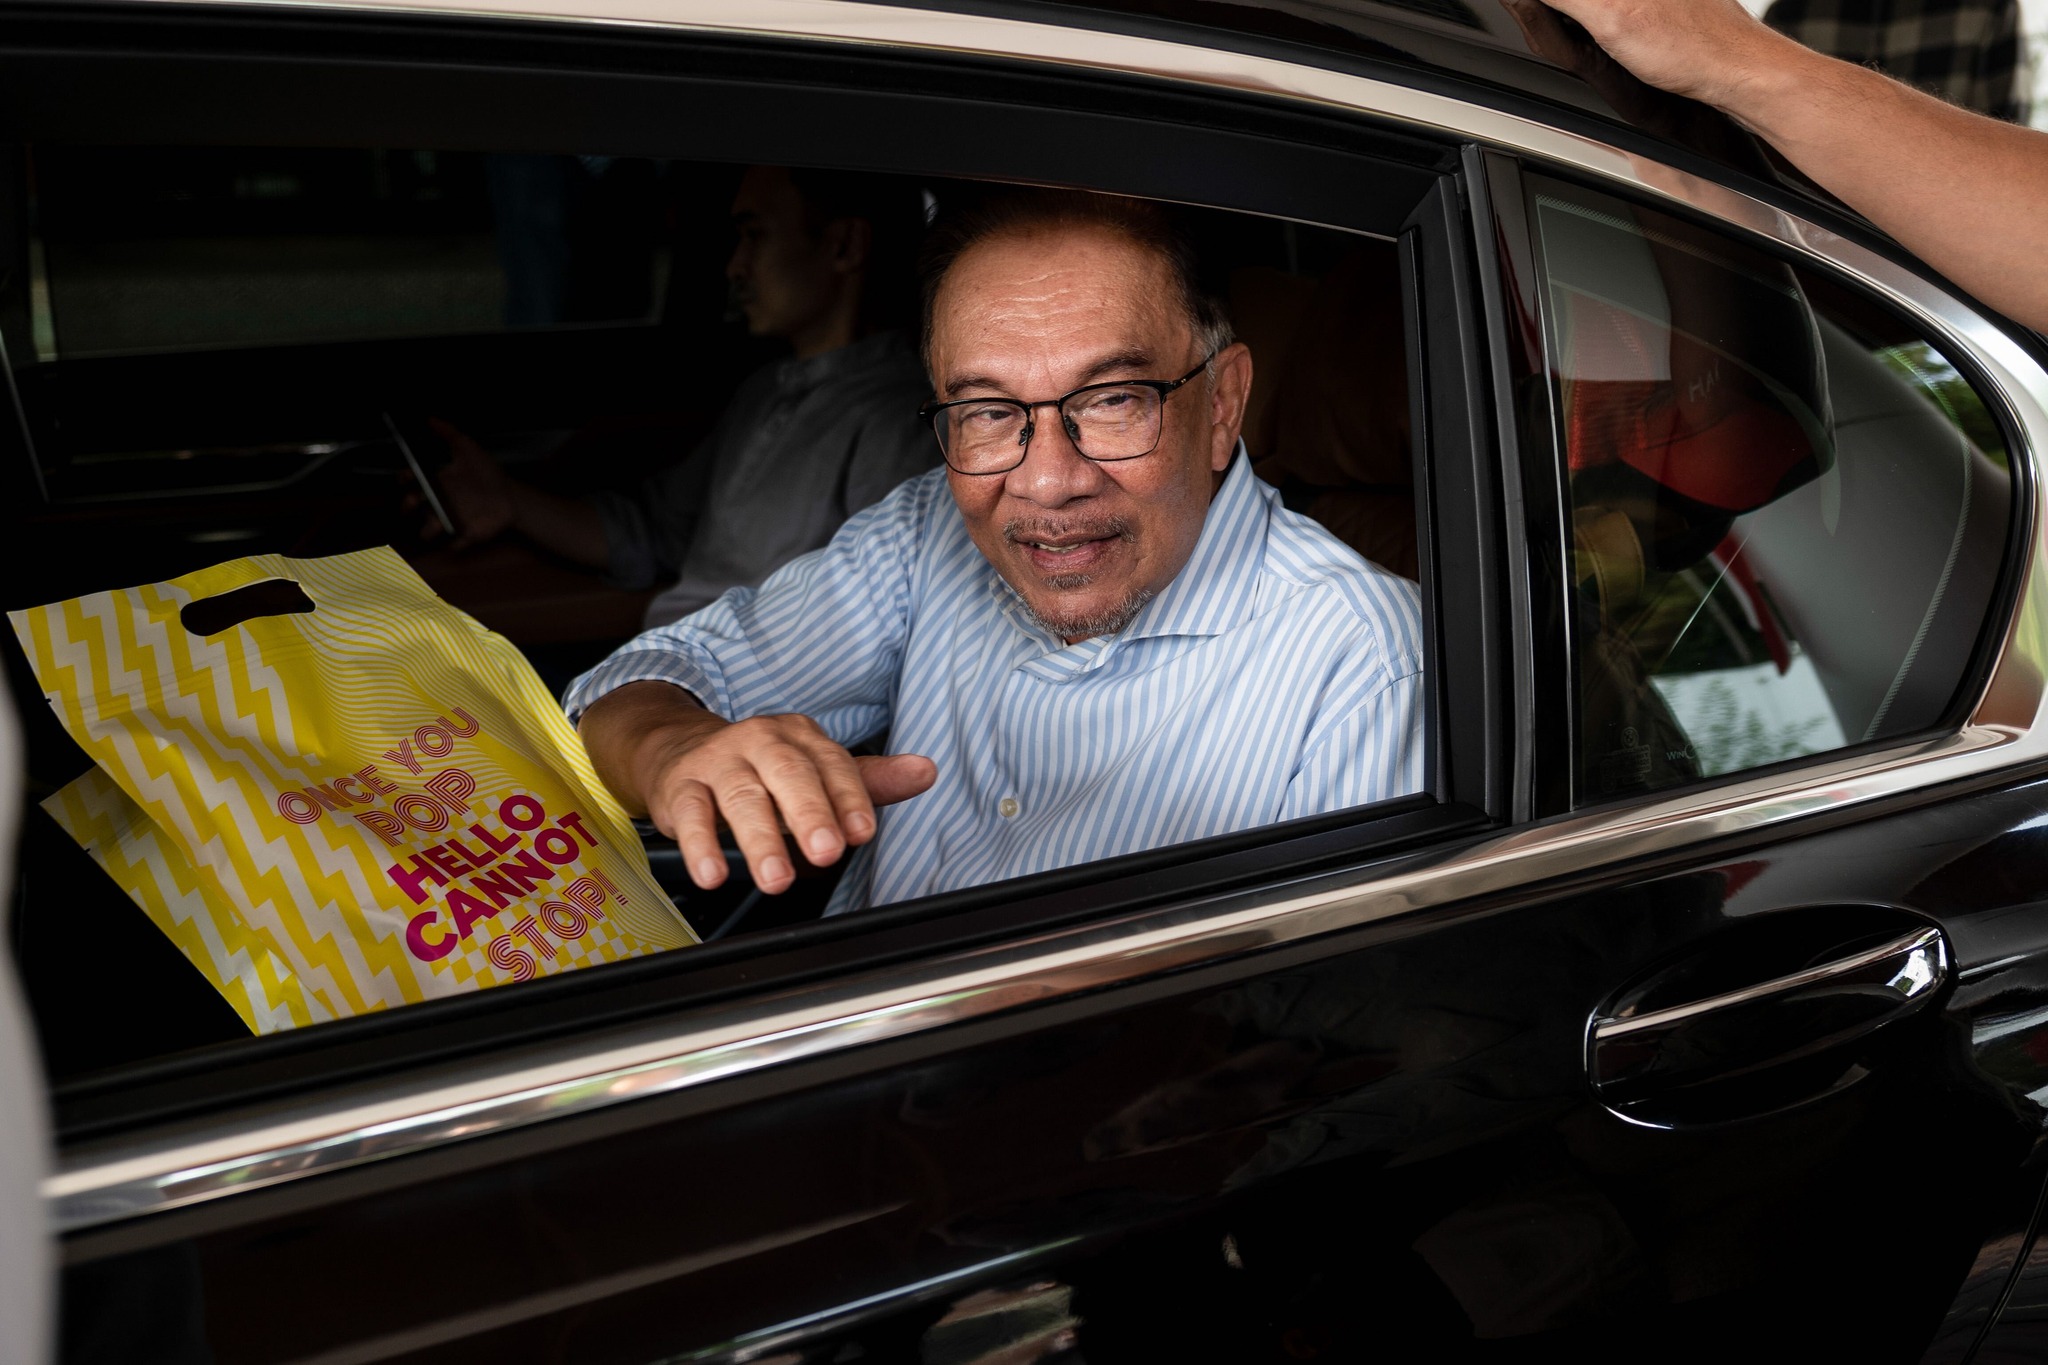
[12,546,695,1033]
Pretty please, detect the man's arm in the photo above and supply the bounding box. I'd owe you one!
[579,680,933,895]
[565,472,948,893]
[429,419,613,566]
[1518,0,2048,333]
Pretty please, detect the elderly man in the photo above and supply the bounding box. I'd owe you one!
[567,190,1423,912]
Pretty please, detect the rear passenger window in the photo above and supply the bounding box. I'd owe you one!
[5,140,1429,1077]
[1528,177,2013,799]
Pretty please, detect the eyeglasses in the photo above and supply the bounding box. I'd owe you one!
[919,355,1215,476]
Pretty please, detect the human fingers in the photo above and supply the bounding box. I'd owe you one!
[749,733,856,872]
[1500,0,1579,69]
[857,753,939,808]
[433,420,495,474]
[790,728,881,845]
[710,761,801,894]
[1523,0,1773,106]
[659,777,731,890]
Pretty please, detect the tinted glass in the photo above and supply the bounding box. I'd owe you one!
[4,143,1426,1076]
[1529,177,2013,800]
[30,146,672,358]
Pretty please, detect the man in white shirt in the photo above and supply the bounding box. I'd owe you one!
[569,190,1424,909]
[430,165,936,628]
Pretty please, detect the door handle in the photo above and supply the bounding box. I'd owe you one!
[1589,925,1948,1117]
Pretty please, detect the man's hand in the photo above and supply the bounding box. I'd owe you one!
[581,681,937,895]
[428,418,518,550]
[412,418,616,568]
[1510,0,1803,114]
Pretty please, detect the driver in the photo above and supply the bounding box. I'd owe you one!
[566,189,1424,913]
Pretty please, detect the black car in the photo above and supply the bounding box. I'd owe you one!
[4,0,2048,1361]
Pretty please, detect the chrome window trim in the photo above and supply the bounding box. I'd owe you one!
[45,0,2048,1233]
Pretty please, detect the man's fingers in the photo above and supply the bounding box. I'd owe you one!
[794,733,880,844]
[858,753,939,808]
[660,779,729,890]
[713,770,798,894]
[753,742,851,870]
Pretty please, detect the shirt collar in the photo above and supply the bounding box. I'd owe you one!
[1120,443,1269,643]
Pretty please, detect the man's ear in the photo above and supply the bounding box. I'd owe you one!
[1208,341,1254,472]
[826,217,873,276]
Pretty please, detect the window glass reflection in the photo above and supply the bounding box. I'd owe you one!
[1532,178,2012,801]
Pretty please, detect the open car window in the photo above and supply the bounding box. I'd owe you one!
[4,132,1460,1089]
[1527,176,2015,801]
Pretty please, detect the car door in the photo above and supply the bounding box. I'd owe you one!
[10,4,2048,1365]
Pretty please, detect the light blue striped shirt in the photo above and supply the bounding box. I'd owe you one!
[565,449,1425,914]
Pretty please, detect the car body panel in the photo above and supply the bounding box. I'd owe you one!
[52,770,2048,1362]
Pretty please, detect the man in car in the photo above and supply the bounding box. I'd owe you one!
[428,164,937,628]
[566,189,1424,913]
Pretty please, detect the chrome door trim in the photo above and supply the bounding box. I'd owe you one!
[47,0,2048,1232]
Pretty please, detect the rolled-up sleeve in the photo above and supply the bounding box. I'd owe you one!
[564,469,946,747]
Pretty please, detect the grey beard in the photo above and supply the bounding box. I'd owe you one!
[1000,513,1147,640]
[1018,585,1156,642]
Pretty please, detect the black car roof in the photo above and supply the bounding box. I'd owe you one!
[981,0,1842,220]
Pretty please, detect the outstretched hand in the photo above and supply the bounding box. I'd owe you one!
[421,417,518,550]
[1506,0,1792,112]
[583,682,937,896]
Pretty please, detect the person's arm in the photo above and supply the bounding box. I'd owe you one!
[428,419,613,566]
[1277,578,1428,817]
[578,681,933,896]
[565,472,949,894]
[1520,0,2048,333]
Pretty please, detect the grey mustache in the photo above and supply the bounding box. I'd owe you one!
[1002,516,1134,544]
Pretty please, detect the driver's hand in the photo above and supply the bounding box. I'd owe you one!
[425,417,518,550]
[634,707,936,895]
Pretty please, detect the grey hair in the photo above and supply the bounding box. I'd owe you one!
[918,188,1235,375]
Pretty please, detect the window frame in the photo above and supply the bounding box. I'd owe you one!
[7,5,1508,1177]
[1477,151,2041,818]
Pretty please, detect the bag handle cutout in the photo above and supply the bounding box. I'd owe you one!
[180,579,316,636]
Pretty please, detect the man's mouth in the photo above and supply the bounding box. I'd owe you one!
[1022,536,1110,556]
[1004,518,1133,579]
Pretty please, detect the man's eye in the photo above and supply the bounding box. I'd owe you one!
[1076,389,1137,414]
[962,405,1018,427]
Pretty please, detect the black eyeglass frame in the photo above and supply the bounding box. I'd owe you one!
[918,354,1217,475]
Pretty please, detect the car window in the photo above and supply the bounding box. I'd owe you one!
[31,146,670,358]
[5,142,1433,1080]
[1527,176,2014,801]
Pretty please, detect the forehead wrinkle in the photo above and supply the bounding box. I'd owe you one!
[932,228,1185,389]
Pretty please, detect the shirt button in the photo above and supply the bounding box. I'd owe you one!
[999,797,1020,818]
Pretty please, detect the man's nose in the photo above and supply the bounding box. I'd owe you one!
[1004,411,1104,506]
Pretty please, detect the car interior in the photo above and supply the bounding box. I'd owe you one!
[1,143,1422,1082]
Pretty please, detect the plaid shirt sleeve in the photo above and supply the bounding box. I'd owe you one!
[1766,0,2030,123]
